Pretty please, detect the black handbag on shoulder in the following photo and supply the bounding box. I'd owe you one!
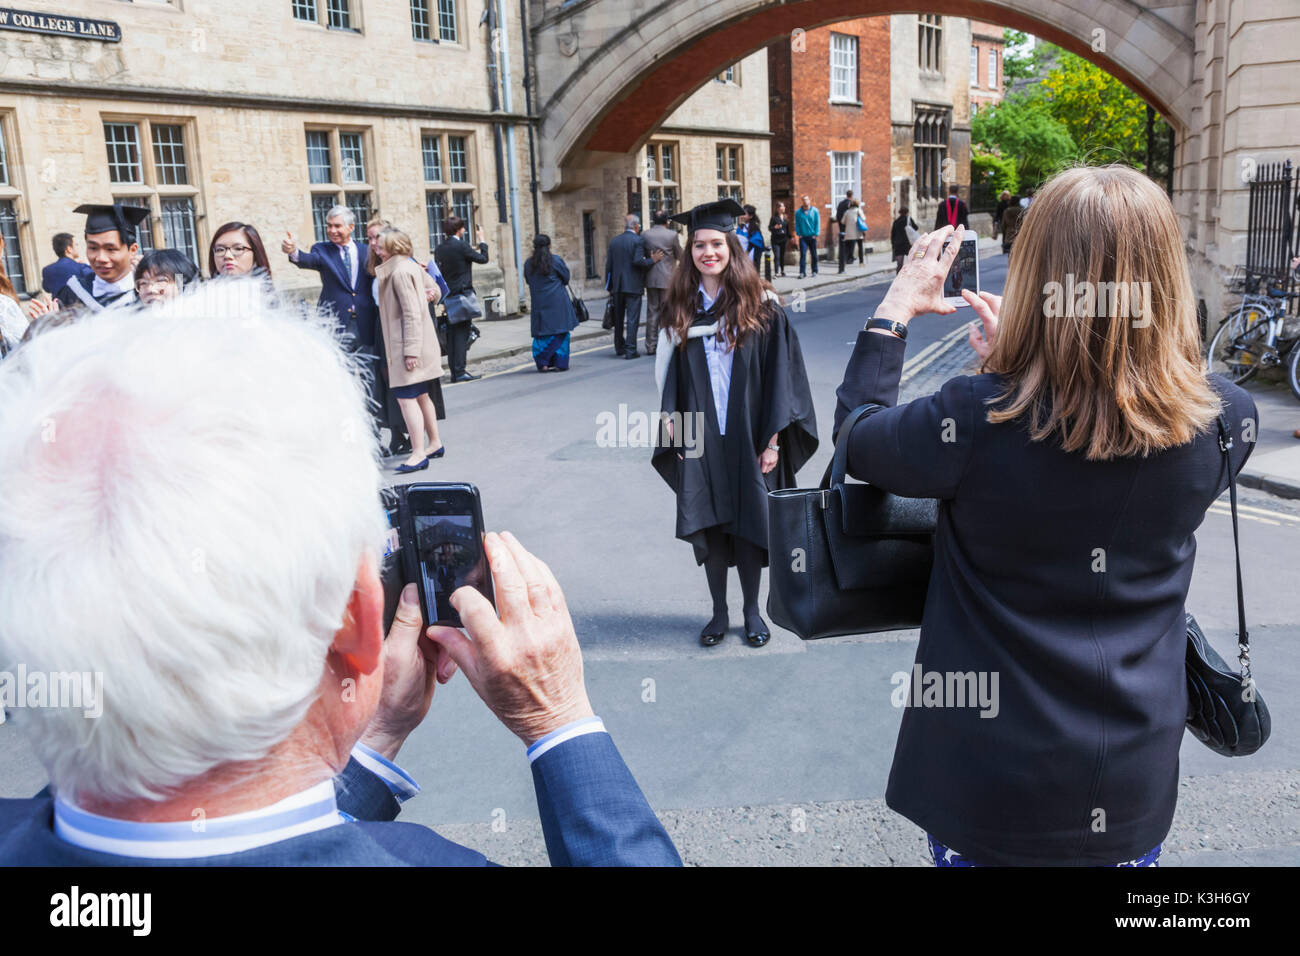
[1184,414,1270,756]
[767,403,937,639]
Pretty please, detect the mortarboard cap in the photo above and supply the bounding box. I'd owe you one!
[74,203,152,244]
[668,198,746,235]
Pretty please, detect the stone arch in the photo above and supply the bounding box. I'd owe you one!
[533,0,1195,189]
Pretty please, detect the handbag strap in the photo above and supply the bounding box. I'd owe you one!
[1217,413,1252,681]
[821,403,884,489]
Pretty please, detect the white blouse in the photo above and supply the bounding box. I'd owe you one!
[698,284,734,435]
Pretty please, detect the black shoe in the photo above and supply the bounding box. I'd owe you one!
[624,350,640,360]
[700,612,728,647]
[388,441,412,456]
[743,610,770,647]
[452,372,479,383]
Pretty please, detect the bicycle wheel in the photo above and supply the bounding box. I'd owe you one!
[1206,306,1272,384]
[1287,341,1300,402]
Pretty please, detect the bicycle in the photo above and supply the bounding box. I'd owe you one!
[1205,269,1300,401]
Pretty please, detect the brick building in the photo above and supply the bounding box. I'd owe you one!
[969,21,1005,116]
[768,20,892,259]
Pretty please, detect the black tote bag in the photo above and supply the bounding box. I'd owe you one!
[767,403,937,639]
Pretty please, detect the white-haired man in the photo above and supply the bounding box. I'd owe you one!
[0,283,680,866]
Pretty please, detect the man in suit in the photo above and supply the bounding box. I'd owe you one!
[641,210,682,357]
[935,184,970,230]
[604,214,659,359]
[433,216,489,382]
[834,190,855,266]
[41,232,83,296]
[0,284,681,867]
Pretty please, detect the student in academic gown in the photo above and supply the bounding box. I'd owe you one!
[36,204,151,316]
[651,199,819,648]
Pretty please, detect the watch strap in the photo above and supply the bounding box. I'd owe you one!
[864,317,907,340]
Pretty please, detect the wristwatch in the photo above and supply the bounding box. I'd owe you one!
[767,442,780,452]
[864,317,908,340]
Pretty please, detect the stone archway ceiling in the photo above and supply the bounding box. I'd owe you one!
[562,0,1190,159]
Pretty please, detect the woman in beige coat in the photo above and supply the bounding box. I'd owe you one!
[838,199,864,274]
[373,228,444,473]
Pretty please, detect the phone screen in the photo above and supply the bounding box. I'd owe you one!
[406,485,491,628]
[943,235,979,302]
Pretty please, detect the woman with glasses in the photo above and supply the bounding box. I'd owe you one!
[207,223,273,280]
[134,249,201,305]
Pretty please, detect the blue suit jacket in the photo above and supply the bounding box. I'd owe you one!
[290,239,377,348]
[0,732,681,866]
[41,257,83,295]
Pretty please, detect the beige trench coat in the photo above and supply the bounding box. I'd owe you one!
[375,255,442,388]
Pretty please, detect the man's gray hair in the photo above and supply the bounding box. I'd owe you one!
[0,279,385,803]
[326,205,355,227]
[625,213,641,228]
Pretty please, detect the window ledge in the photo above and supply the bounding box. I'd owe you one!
[828,98,863,107]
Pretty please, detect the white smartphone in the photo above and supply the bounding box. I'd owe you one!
[942,234,980,307]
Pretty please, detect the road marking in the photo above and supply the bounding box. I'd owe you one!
[1207,503,1287,527]
[901,322,973,385]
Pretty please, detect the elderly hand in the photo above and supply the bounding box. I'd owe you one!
[962,289,1001,362]
[875,225,964,325]
[404,356,418,372]
[425,531,594,746]
[281,231,298,256]
[359,584,457,761]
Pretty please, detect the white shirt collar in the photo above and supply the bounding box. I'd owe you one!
[53,779,344,860]
[91,271,135,299]
[698,282,718,313]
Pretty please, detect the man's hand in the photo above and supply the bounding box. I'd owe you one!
[358,584,457,762]
[651,249,665,262]
[426,532,594,746]
[281,231,298,256]
[962,289,1001,362]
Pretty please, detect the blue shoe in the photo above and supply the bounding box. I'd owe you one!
[426,446,445,460]
[395,458,430,474]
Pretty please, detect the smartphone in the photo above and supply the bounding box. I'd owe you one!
[942,233,980,307]
[379,483,493,633]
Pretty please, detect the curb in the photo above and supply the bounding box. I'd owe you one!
[1238,471,1300,500]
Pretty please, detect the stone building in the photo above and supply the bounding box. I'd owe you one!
[889,13,972,229]
[0,0,530,310]
[551,50,771,289]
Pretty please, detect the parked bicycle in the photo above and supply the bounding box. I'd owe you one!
[1205,266,1300,401]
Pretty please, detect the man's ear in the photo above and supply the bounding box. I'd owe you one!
[333,552,384,676]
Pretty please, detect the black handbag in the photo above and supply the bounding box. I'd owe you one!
[1184,414,1270,756]
[570,286,590,324]
[767,403,937,639]
[601,295,615,330]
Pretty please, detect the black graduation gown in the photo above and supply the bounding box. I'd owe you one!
[652,298,818,567]
[54,266,133,313]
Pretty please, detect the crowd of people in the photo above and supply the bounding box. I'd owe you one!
[0,164,1272,870]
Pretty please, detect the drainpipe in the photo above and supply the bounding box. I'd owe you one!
[495,0,526,308]
[519,0,541,238]
[484,1,507,229]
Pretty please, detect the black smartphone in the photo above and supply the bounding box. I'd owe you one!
[380,482,493,634]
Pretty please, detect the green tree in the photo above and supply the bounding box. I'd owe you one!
[1040,49,1155,167]
[971,94,1077,186]
[972,151,1019,193]
[1001,29,1038,81]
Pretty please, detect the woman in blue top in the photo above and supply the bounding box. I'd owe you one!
[524,235,579,372]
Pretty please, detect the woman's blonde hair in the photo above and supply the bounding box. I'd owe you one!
[379,228,414,259]
[983,164,1220,461]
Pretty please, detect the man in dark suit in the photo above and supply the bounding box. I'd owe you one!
[641,210,682,356]
[282,206,385,436]
[0,290,680,867]
[604,214,658,359]
[41,232,83,296]
[934,184,970,230]
[433,216,489,382]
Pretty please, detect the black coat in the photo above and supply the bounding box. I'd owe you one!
[604,229,654,296]
[890,215,917,257]
[934,197,969,229]
[434,236,489,297]
[525,254,578,338]
[833,330,1258,865]
[653,299,818,565]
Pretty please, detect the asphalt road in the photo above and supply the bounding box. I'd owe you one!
[3,257,1297,865]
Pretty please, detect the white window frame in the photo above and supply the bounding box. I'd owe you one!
[970,46,979,87]
[829,33,858,103]
[103,115,202,266]
[829,151,862,211]
[988,48,998,89]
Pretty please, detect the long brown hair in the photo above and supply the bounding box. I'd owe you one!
[663,230,772,348]
[983,164,1220,460]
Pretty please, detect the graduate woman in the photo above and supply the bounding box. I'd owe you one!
[652,199,818,647]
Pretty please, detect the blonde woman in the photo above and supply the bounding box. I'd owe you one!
[834,165,1256,866]
[373,228,444,473]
